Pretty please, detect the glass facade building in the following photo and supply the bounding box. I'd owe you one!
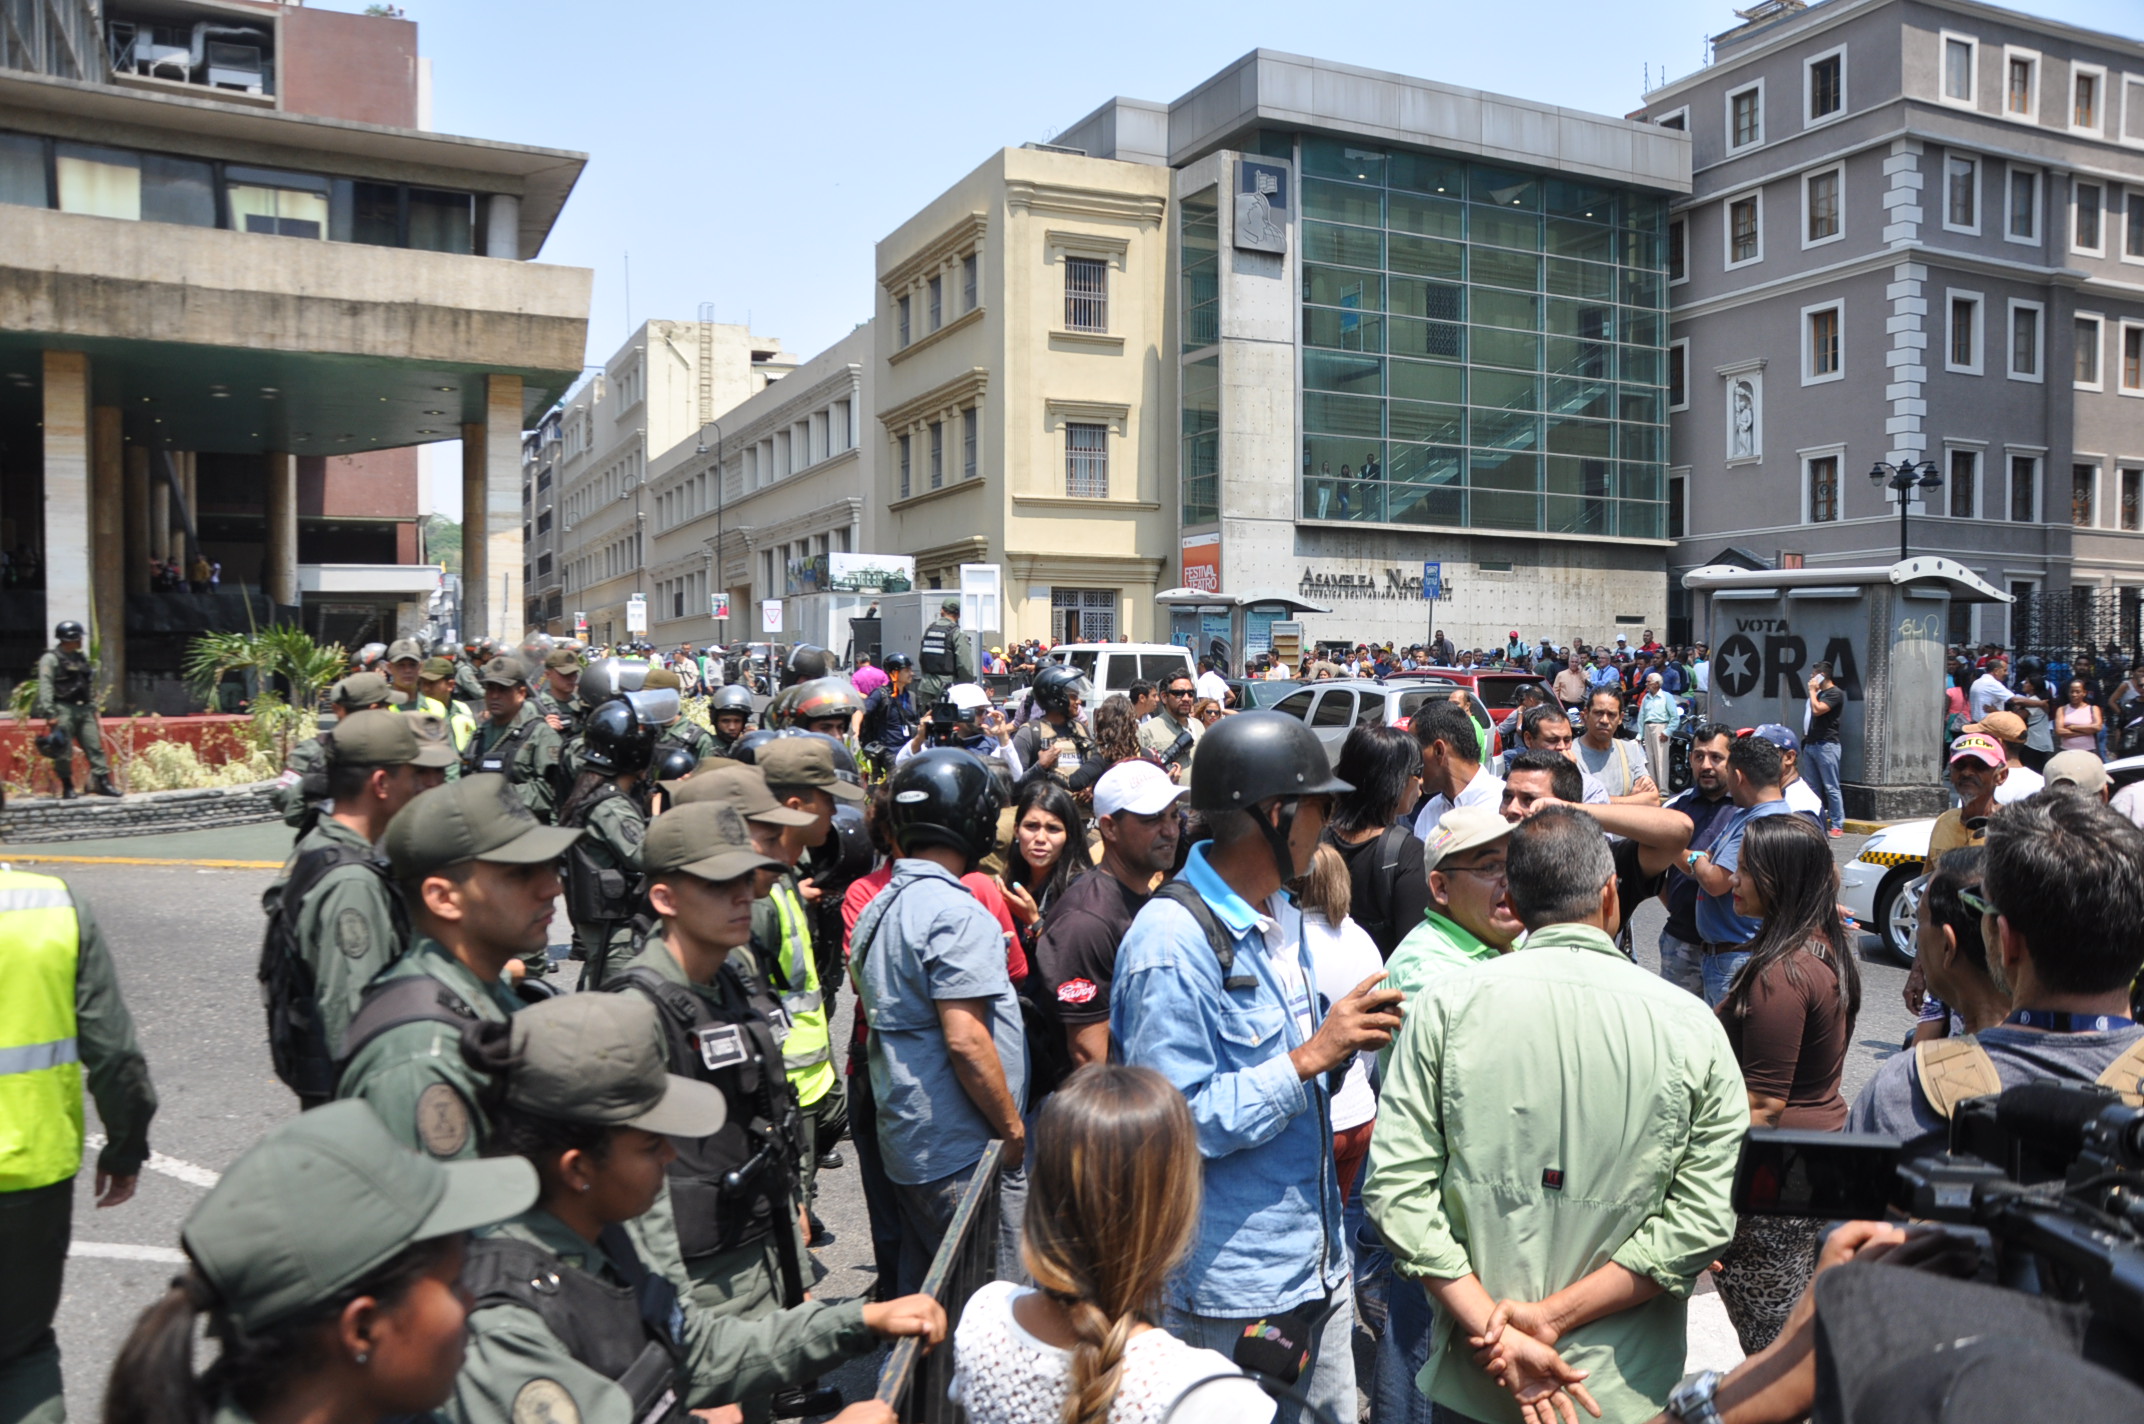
[1178,134,1671,542]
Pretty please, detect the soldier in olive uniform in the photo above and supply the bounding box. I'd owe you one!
[464,656,565,823]
[335,775,581,1160]
[535,647,587,738]
[912,597,974,707]
[32,620,117,797]
[556,699,657,986]
[0,871,156,1424]
[707,684,756,757]
[444,993,943,1424]
[259,711,456,1108]
[102,1102,536,1424]
[271,672,398,830]
[418,656,478,765]
[643,667,722,762]
[454,638,493,707]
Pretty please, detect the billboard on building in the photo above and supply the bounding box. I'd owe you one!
[1182,534,1221,593]
[827,552,916,593]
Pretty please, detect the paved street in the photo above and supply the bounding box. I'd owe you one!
[25,832,1908,1414]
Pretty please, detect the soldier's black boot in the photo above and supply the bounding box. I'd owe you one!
[91,778,120,797]
[60,782,77,800]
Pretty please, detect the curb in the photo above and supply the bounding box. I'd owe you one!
[0,853,283,869]
[0,781,281,843]
[1841,819,1894,835]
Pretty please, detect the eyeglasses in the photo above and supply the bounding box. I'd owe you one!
[1443,861,1509,885]
[1166,686,1196,697]
[1958,885,1998,919]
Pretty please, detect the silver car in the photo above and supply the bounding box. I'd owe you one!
[1265,678,1496,757]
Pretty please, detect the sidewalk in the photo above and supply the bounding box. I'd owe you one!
[0,819,294,867]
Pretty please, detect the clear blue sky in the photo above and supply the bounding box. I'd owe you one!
[373,0,2139,512]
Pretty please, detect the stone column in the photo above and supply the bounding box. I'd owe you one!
[181,451,198,564]
[42,351,91,637]
[264,451,298,608]
[125,446,151,595]
[461,419,486,643]
[92,404,124,702]
[484,375,524,642]
[150,470,170,562]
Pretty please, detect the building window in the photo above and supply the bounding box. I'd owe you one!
[1668,474,1686,539]
[2007,166,2039,242]
[1807,51,1844,122]
[1667,341,1688,410]
[1804,303,1843,383]
[928,420,944,490]
[2011,454,2039,521]
[1656,108,1687,131]
[2076,181,2104,253]
[962,407,979,479]
[2074,464,2099,526]
[1727,193,1761,265]
[1949,448,1979,518]
[928,274,943,331]
[1051,588,1118,644]
[897,433,911,498]
[2129,190,2144,258]
[1667,218,1687,282]
[2077,314,2104,388]
[962,252,978,311]
[1948,294,1982,372]
[1065,256,1108,332]
[1066,422,1109,497]
[2124,323,2144,392]
[1942,34,1977,105]
[2123,468,2142,531]
[2007,50,2038,118]
[2010,300,2044,380]
[1804,166,1842,244]
[2075,66,2103,132]
[896,293,911,347]
[1728,84,1762,148]
[1944,154,1978,231]
[1807,454,1841,522]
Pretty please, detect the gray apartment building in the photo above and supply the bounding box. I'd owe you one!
[1639,0,2144,651]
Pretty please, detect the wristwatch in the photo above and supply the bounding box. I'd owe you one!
[1666,1369,1724,1424]
[1684,848,1706,870]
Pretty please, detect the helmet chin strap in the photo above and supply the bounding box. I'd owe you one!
[1258,797,1300,886]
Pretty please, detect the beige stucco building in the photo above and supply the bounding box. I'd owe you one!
[875,146,1173,644]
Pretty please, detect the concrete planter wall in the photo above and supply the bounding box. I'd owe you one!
[0,782,281,843]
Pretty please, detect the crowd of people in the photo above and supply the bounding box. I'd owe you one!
[11,618,2144,1424]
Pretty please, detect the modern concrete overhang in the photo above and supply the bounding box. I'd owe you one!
[0,204,591,454]
[0,66,587,257]
[1682,557,2012,603]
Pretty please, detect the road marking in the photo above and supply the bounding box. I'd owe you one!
[71,1241,186,1264]
[0,853,282,869]
[84,1133,221,1189]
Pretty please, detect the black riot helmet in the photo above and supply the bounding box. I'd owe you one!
[807,801,875,897]
[578,698,659,776]
[781,643,836,687]
[709,684,755,722]
[886,748,1004,871]
[882,652,914,674]
[1030,664,1086,717]
[728,728,783,765]
[1188,710,1354,881]
[53,620,84,643]
[647,743,700,784]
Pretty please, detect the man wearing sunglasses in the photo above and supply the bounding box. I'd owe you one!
[1850,790,2144,1136]
[1136,673,1202,782]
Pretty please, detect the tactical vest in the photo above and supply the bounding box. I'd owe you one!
[466,714,546,779]
[258,842,408,1099]
[561,785,638,928]
[0,872,84,1192]
[464,1225,685,1424]
[759,881,834,1103]
[917,620,957,676]
[334,974,486,1089]
[614,963,793,1259]
[50,651,92,705]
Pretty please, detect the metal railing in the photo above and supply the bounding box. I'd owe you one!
[876,1141,1004,1424]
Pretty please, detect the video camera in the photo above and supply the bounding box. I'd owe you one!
[1735,1083,2144,1347]
[923,701,964,747]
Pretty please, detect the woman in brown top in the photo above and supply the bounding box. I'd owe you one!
[1710,812,1862,1353]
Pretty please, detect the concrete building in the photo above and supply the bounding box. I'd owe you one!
[0,0,590,707]
[643,322,877,653]
[1637,0,2144,652]
[545,320,795,647]
[878,54,1691,658]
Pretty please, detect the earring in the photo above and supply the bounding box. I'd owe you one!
[577,1181,591,1192]
[354,1352,370,1365]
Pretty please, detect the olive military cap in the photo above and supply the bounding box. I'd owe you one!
[642,802,787,884]
[329,708,458,770]
[478,655,529,687]
[386,638,426,664]
[330,672,395,710]
[503,994,726,1136]
[182,1101,533,1334]
[419,655,457,680]
[756,737,863,803]
[385,773,580,880]
[543,648,582,672]
[664,764,814,825]
[642,667,682,691]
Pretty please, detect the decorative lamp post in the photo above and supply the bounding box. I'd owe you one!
[1868,458,1943,562]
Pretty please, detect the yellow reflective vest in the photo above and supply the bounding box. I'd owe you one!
[0,872,84,1193]
[767,880,834,1107]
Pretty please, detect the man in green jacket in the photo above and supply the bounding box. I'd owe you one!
[1366,805,1744,1424]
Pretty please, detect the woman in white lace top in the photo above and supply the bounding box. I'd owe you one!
[949,1066,1273,1424]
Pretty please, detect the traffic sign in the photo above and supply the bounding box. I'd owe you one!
[625,593,648,634]
[761,599,783,634]
[1422,561,1442,601]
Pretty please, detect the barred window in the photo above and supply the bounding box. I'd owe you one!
[928,275,943,332]
[962,407,978,479]
[1808,456,1840,522]
[962,253,978,312]
[1066,422,1108,497]
[929,420,944,490]
[1051,587,1117,643]
[897,434,911,498]
[1065,256,1108,332]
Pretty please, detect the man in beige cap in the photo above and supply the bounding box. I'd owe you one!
[335,774,580,1159]
[261,710,457,1108]
[271,671,399,831]
[2044,748,2110,802]
[1969,709,2046,803]
[1384,805,1523,1008]
[465,655,564,822]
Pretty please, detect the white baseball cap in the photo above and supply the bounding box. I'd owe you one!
[1094,759,1189,819]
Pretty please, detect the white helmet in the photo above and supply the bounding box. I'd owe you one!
[945,682,993,714]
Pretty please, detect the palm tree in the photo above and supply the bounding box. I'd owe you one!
[184,626,347,760]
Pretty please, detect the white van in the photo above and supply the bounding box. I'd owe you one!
[1043,643,1196,697]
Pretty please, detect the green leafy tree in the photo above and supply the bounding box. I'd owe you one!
[424,514,463,575]
[184,627,346,761]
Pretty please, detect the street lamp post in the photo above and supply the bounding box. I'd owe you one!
[695,421,724,642]
[1868,457,1944,562]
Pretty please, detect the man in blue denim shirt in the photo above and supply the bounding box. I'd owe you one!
[1113,713,1403,1424]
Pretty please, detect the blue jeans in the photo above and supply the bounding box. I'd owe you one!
[889,1159,1027,1297]
[1703,948,1752,1007]
[1657,931,1705,996]
[1165,1275,1356,1424]
[1374,1270,1437,1424]
[1802,740,1845,831]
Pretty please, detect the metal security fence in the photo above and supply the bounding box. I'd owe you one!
[877,1142,1005,1424]
[2012,586,2144,666]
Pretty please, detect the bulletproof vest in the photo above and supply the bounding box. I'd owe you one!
[50,650,92,704]
[464,1225,685,1424]
[258,843,407,1099]
[334,973,485,1089]
[561,784,636,927]
[917,620,957,676]
[466,714,545,779]
[613,963,792,1259]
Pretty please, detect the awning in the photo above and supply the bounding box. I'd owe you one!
[1681,557,2011,604]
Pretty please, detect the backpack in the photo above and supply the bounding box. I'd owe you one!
[1912,1034,2144,1118]
[258,843,405,1098]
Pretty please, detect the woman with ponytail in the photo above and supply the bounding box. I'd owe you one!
[103,1101,535,1424]
[950,1065,1273,1424]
